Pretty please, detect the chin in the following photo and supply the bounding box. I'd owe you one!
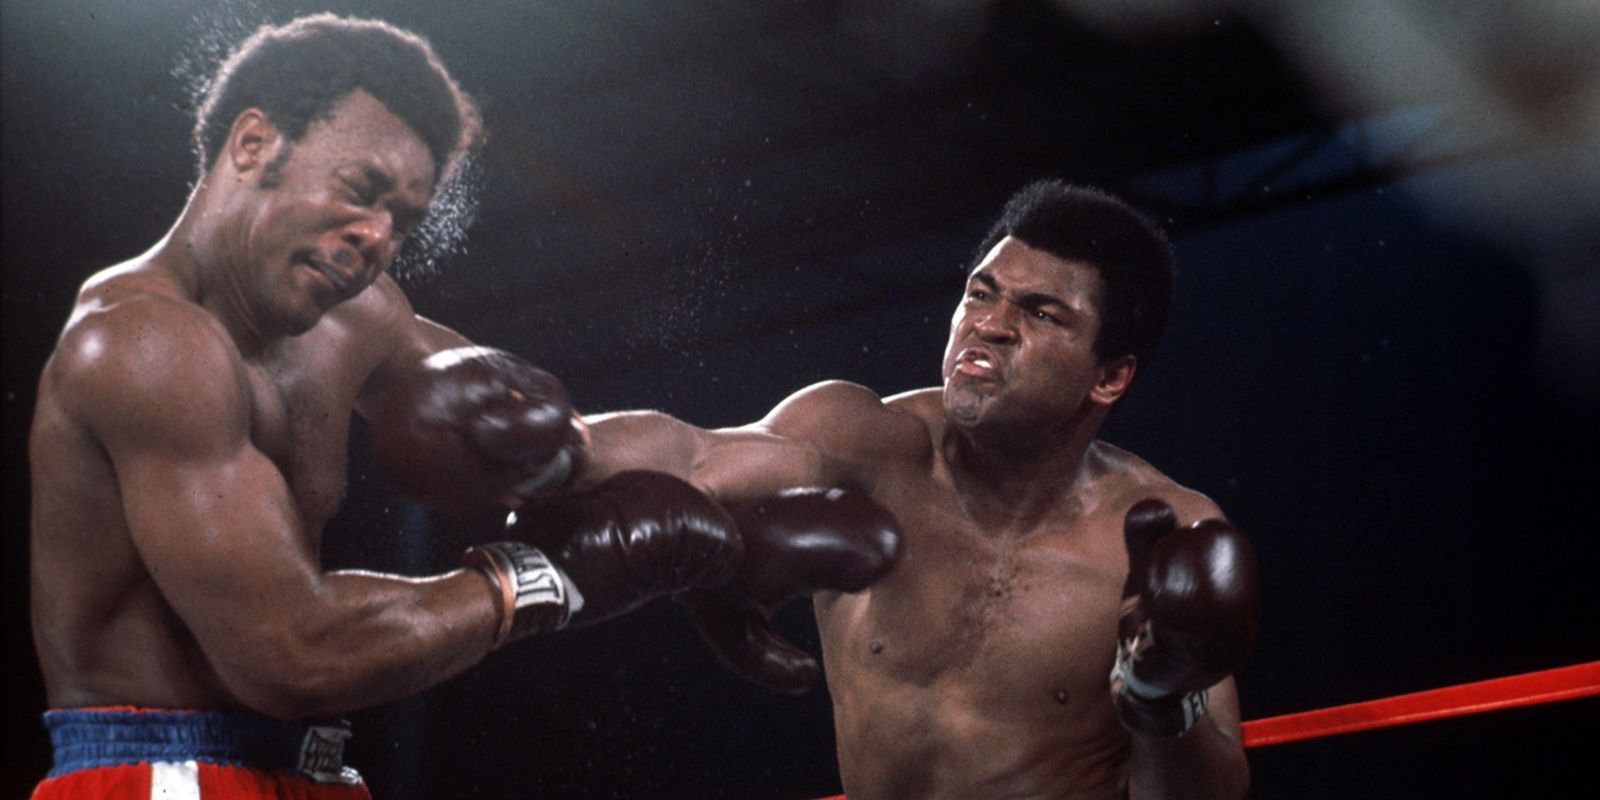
[942,382,986,426]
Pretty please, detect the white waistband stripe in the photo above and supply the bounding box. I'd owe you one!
[149,759,200,800]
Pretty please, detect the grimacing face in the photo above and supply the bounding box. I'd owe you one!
[941,236,1112,439]
[232,90,436,335]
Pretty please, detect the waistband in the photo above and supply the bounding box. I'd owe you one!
[44,707,358,784]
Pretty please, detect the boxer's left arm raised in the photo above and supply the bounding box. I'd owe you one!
[1119,496,1256,799]
[56,300,502,719]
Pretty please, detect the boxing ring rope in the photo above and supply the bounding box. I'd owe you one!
[1240,659,1600,748]
[812,659,1600,800]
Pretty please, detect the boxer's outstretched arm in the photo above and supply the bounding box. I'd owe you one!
[579,383,908,694]
[56,300,500,720]
[349,281,883,506]
[581,410,825,501]
[580,380,899,501]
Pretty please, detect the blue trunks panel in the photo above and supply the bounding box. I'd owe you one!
[44,708,352,779]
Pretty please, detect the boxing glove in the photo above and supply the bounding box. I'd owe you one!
[1112,499,1259,737]
[680,487,902,694]
[464,470,743,647]
[368,346,587,517]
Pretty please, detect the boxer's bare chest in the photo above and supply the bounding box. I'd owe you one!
[243,327,376,533]
[820,468,1129,718]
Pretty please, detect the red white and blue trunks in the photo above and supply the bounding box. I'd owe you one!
[31,707,371,799]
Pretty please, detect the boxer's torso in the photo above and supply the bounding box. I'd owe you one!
[815,389,1197,799]
[29,261,402,711]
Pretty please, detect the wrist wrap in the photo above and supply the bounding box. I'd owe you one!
[1110,637,1209,737]
[464,541,585,648]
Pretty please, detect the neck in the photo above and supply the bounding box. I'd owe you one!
[941,412,1103,531]
[158,175,273,357]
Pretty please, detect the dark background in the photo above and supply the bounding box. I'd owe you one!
[4,1,1597,798]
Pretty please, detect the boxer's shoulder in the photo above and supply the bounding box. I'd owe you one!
[287,274,430,393]
[1089,441,1222,525]
[764,381,929,458]
[66,259,199,328]
[766,380,891,424]
[49,272,249,440]
[882,386,942,415]
[314,273,418,349]
[58,273,235,376]
[329,273,413,325]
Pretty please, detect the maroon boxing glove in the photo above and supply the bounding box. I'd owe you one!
[1112,498,1259,737]
[368,347,587,517]
[680,488,901,694]
[465,471,744,647]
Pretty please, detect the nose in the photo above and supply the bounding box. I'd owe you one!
[341,211,397,267]
[972,302,1019,344]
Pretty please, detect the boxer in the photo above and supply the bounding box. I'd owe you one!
[576,181,1259,798]
[26,15,898,798]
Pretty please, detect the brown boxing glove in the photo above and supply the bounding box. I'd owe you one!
[466,471,745,648]
[679,487,902,695]
[367,346,588,518]
[1112,499,1259,737]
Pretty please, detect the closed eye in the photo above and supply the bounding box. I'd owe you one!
[342,177,377,205]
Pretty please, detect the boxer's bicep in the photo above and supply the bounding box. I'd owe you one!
[752,380,903,491]
[65,317,327,678]
[353,278,473,417]
[120,444,326,677]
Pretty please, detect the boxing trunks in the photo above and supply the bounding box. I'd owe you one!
[32,707,370,799]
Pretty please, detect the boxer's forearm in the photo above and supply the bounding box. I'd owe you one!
[214,569,499,720]
[1127,724,1249,799]
[1126,701,1249,800]
[582,411,828,501]
[580,411,703,485]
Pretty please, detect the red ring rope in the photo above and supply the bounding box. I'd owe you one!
[811,659,1600,800]
[1241,659,1600,747]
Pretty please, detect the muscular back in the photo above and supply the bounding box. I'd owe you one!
[803,390,1222,799]
[29,259,411,710]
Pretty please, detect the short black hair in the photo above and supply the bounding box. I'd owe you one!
[974,180,1175,367]
[193,14,482,185]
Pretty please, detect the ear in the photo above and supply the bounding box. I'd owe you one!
[223,108,283,177]
[1090,354,1137,406]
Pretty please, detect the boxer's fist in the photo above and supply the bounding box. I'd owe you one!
[679,591,822,695]
[1112,499,1258,737]
[682,488,902,694]
[369,347,587,517]
[727,487,901,603]
[497,470,744,637]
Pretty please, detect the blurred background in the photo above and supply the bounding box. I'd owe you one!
[4,0,1597,797]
